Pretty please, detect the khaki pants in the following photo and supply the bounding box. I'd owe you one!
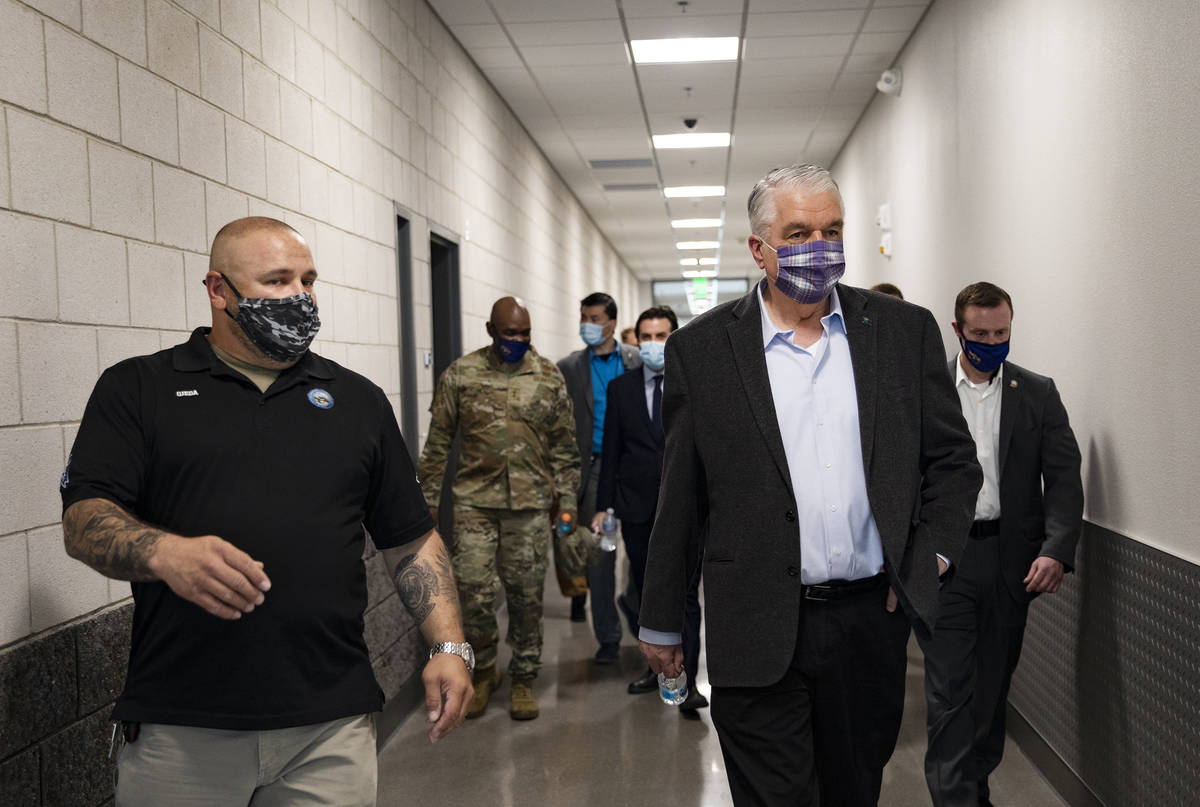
[116,714,377,806]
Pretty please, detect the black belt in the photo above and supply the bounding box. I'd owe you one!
[969,519,1001,538]
[802,572,888,602]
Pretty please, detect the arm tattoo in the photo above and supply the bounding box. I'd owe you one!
[62,499,165,581]
[393,554,439,625]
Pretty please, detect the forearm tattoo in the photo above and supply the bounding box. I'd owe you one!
[393,554,439,624]
[392,542,459,626]
[63,499,165,581]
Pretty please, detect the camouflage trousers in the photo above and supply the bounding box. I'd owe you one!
[452,505,550,680]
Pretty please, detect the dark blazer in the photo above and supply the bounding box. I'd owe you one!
[640,285,982,688]
[951,358,1084,605]
[557,343,642,497]
[596,368,663,524]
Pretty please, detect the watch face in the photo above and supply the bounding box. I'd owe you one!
[463,644,475,669]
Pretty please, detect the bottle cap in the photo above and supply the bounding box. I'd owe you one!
[560,512,572,522]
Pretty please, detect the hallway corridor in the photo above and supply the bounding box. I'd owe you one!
[377,564,1067,806]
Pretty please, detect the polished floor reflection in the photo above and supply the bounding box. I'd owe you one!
[377,561,1066,806]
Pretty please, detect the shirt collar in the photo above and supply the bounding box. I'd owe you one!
[642,364,663,383]
[756,279,844,349]
[955,352,1004,391]
[172,327,334,380]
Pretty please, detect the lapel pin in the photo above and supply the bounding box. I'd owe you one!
[862,316,871,325]
[1009,379,1018,388]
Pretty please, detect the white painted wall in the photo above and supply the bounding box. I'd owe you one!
[0,0,640,648]
[833,0,1200,563]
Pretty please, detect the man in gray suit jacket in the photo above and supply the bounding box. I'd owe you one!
[919,282,1083,807]
[558,293,641,661]
[639,165,982,806]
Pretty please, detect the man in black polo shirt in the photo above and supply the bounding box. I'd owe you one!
[61,217,472,806]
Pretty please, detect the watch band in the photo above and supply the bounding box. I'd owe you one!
[428,641,474,673]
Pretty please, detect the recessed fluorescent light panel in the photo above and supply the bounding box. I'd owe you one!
[664,186,725,198]
[671,218,723,229]
[698,257,719,266]
[631,37,740,64]
[682,269,720,278]
[653,133,731,150]
[676,241,720,250]
[679,258,699,266]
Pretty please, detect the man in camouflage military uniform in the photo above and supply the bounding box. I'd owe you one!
[419,297,581,721]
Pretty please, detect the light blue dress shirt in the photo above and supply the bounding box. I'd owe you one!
[758,282,885,584]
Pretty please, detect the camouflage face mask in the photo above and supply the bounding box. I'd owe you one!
[221,273,320,363]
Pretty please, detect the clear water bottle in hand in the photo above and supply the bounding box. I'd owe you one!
[599,508,618,552]
[658,669,688,705]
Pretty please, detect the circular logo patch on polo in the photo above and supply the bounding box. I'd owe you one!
[307,388,334,409]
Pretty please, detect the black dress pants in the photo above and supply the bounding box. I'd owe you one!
[916,534,1004,807]
[709,582,911,807]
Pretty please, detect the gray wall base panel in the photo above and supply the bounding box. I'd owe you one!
[1009,521,1200,806]
[1007,704,1104,807]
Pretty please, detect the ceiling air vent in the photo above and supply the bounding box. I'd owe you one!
[602,183,660,192]
[589,158,654,169]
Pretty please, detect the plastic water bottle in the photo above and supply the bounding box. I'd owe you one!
[599,508,618,552]
[556,511,574,536]
[658,669,688,705]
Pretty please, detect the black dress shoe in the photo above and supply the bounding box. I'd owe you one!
[569,594,587,622]
[627,668,657,694]
[593,642,620,664]
[678,689,708,712]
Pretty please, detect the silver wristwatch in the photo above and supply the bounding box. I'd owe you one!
[428,641,475,674]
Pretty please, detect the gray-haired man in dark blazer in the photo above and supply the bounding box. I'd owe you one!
[639,164,982,806]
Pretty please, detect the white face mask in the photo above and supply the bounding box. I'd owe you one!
[579,322,606,346]
[639,340,665,371]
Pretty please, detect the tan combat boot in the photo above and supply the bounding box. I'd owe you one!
[509,678,539,720]
[466,665,500,719]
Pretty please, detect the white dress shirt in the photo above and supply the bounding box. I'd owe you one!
[759,283,885,584]
[643,364,663,420]
[955,355,1003,521]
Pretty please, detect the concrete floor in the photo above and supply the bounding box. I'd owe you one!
[378,561,1067,806]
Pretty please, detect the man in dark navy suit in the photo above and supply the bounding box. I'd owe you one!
[919,282,1083,807]
[593,306,706,711]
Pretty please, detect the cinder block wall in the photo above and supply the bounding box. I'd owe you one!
[0,0,639,803]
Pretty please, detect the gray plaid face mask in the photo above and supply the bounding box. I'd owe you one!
[221,273,321,363]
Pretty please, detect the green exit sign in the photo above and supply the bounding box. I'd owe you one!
[692,278,710,298]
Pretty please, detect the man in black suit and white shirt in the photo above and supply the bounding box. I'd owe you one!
[919,282,1083,807]
[593,306,706,710]
[638,164,982,806]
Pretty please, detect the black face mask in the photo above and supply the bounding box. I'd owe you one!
[221,273,321,363]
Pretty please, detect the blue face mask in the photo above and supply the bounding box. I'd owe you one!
[579,322,606,347]
[497,339,531,364]
[960,337,1009,373]
[761,239,845,305]
[639,340,666,371]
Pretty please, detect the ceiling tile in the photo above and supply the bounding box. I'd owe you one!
[747,0,869,10]
[852,31,911,54]
[505,20,625,46]
[742,34,855,59]
[744,10,865,37]
[862,5,927,33]
[625,14,743,39]
[622,0,745,17]
[519,43,629,67]
[489,0,617,23]
[654,148,728,176]
[449,24,511,48]
[845,49,893,74]
[471,47,524,69]
[428,0,495,26]
[739,59,838,88]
